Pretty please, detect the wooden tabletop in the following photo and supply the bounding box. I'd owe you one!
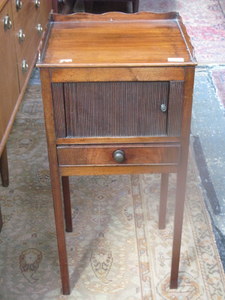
[38,12,197,68]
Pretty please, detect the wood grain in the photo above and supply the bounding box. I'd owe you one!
[40,68,70,295]
[159,173,169,229]
[0,1,19,156]
[59,165,177,176]
[37,12,196,68]
[60,81,169,137]
[0,206,2,231]
[51,67,185,82]
[170,67,195,289]
[57,144,180,166]
[52,11,179,22]
[52,80,184,139]
[0,146,9,187]
[0,0,52,171]
[167,81,184,136]
[56,136,180,145]
[52,83,66,137]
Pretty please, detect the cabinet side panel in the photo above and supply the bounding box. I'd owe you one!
[63,82,169,138]
[52,83,66,137]
[167,81,184,136]
[0,1,20,151]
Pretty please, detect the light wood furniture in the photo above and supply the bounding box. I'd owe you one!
[37,12,197,294]
[0,0,55,229]
[0,0,54,187]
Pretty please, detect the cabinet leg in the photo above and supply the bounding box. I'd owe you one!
[170,168,187,289]
[0,146,9,187]
[85,1,94,12]
[0,206,3,232]
[132,0,139,12]
[159,173,169,229]
[52,0,58,12]
[49,168,70,294]
[62,176,73,232]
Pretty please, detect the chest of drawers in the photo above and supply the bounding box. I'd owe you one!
[37,12,197,294]
[0,0,54,231]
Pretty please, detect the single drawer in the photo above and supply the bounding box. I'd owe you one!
[57,144,180,166]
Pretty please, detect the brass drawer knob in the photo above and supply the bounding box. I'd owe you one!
[113,150,125,163]
[22,59,28,72]
[16,0,23,10]
[160,103,167,113]
[36,24,43,34]
[18,29,25,42]
[3,16,12,30]
[35,0,40,8]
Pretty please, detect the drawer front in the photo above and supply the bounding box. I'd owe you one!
[12,0,49,59]
[39,0,52,27]
[15,17,40,60]
[0,0,20,142]
[17,29,40,88]
[12,0,40,31]
[52,81,184,139]
[14,0,52,89]
[57,144,180,166]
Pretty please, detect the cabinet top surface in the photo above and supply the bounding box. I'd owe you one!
[38,12,197,68]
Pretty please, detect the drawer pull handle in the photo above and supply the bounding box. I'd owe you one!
[36,24,43,34]
[113,150,125,163]
[3,16,12,30]
[22,60,28,72]
[160,103,167,113]
[16,0,23,10]
[35,0,40,8]
[18,29,25,42]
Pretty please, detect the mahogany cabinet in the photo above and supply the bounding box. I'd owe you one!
[37,12,197,294]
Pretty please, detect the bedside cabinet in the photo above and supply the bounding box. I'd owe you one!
[37,12,197,294]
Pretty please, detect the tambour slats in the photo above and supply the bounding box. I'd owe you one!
[51,81,184,139]
[63,81,169,137]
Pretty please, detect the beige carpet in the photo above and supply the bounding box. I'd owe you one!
[0,84,225,299]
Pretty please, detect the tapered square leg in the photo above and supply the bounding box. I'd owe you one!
[159,173,169,230]
[84,1,94,12]
[62,176,73,232]
[40,68,71,295]
[49,168,70,295]
[0,206,3,232]
[0,146,9,187]
[170,168,187,289]
[132,0,139,12]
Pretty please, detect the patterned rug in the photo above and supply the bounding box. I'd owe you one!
[0,84,225,299]
[139,0,225,64]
